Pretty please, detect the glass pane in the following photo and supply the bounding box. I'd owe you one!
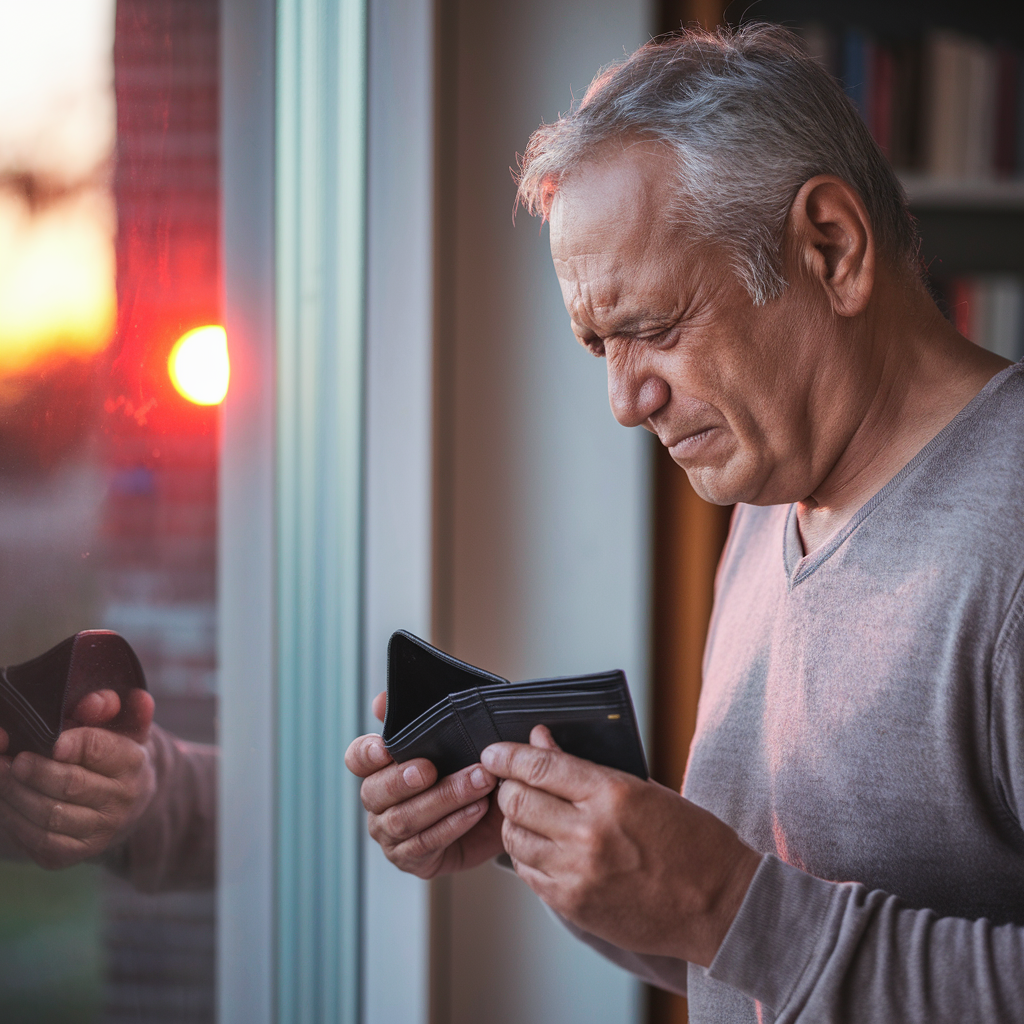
[0,1,220,1021]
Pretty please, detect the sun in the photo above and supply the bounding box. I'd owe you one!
[168,325,230,405]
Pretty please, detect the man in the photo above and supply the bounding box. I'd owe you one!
[346,25,1024,1021]
[0,685,216,891]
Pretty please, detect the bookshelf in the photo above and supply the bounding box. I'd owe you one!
[649,2,1024,1024]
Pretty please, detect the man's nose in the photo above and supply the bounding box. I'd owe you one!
[607,361,669,428]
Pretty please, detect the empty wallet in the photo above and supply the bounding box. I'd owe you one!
[383,630,648,780]
[0,631,148,757]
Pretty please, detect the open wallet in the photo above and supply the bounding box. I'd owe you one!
[383,630,648,780]
[0,631,148,757]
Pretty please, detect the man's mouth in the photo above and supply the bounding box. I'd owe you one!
[666,426,717,460]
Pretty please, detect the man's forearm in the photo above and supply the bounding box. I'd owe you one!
[104,724,217,892]
[708,855,1024,1023]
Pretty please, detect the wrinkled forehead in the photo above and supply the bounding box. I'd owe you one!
[548,140,679,268]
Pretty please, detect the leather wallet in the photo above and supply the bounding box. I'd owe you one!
[0,631,148,757]
[383,630,648,780]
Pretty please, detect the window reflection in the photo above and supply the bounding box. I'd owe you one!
[0,0,220,1020]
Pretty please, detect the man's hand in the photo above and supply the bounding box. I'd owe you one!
[344,691,503,879]
[483,725,762,968]
[0,688,157,869]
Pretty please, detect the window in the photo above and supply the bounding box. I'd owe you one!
[0,1,220,1019]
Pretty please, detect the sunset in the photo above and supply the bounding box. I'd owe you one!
[0,189,116,374]
[0,0,116,379]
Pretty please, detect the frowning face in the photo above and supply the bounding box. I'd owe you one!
[548,142,871,507]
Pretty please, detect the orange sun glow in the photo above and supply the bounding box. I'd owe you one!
[168,325,229,405]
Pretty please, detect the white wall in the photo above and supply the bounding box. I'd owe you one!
[439,3,655,1023]
[361,3,655,1021]
[363,2,436,1022]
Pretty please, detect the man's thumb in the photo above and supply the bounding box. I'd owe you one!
[114,689,155,745]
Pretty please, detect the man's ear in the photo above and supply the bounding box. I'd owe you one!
[787,175,874,317]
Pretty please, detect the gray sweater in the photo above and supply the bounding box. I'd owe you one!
[565,362,1024,1022]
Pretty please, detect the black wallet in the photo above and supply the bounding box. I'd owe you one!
[0,631,148,757]
[383,630,648,780]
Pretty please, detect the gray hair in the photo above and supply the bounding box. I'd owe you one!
[516,23,919,304]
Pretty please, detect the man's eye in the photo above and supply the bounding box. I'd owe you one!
[579,336,605,357]
[637,327,671,346]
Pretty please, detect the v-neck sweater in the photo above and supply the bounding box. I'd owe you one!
[566,361,1024,1022]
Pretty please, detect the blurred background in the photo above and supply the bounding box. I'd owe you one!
[1,0,1022,1023]
[0,1,219,1020]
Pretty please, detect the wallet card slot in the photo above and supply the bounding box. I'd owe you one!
[386,701,455,747]
[486,692,628,713]
[491,703,629,718]
[450,689,502,756]
[386,696,479,766]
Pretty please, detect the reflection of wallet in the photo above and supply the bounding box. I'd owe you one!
[0,631,148,757]
[383,630,648,780]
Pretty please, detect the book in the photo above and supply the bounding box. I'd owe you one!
[995,46,1019,177]
[797,23,1023,182]
[936,274,1024,360]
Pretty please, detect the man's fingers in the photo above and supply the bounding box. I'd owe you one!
[496,778,574,839]
[6,749,112,806]
[112,688,154,744]
[71,689,121,727]
[506,855,554,897]
[529,724,562,751]
[46,727,145,781]
[0,727,8,754]
[481,741,599,801]
[370,762,495,835]
[360,758,437,815]
[0,799,90,870]
[344,734,394,778]
[501,816,557,875]
[390,796,490,866]
[0,763,106,839]
[69,688,153,742]
[371,691,386,723]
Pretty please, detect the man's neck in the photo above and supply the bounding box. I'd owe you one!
[796,285,1011,555]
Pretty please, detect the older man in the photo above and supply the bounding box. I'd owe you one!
[347,25,1024,1022]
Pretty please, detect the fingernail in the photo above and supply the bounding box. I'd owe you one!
[368,741,389,766]
[403,764,423,788]
[465,799,484,816]
[481,747,498,769]
[470,767,488,789]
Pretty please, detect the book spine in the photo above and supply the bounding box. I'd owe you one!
[843,29,869,122]
[1017,55,1024,178]
[963,39,998,181]
[800,21,1024,181]
[924,31,962,179]
[994,46,1019,178]
[872,44,895,157]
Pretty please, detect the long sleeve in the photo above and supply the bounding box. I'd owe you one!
[705,853,1024,1023]
[552,852,1024,1022]
[103,723,217,892]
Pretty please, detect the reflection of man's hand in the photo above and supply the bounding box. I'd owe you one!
[483,725,763,969]
[0,688,157,869]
